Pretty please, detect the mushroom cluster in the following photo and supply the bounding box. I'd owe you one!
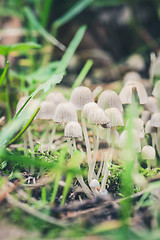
[16,71,160,198]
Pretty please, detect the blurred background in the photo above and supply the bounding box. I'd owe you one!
[0,0,160,109]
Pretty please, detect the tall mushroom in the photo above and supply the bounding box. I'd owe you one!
[64,121,92,198]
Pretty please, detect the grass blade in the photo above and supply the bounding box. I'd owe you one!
[0,60,9,87]
[24,7,66,51]
[55,25,87,75]
[53,0,93,29]
[70,59,93,92]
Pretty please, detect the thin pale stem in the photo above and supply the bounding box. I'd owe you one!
[67,138,92,198]
[90,125,99,180]
[49,124,56,146]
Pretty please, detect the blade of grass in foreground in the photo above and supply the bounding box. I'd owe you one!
[70,59,93,93]
[0,60,9,87]
[55,25,87,75]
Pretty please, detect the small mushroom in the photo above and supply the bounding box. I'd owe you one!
[89,179,100,196]
[142,145,156,169]
[70,86,94,110]
[119,80,148,104]
[98,90,123,112]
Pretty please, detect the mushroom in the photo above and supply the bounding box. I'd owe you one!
[126,54,145,71]
[46,92,67,105]
[70,86,94,110]
[64,121,92,198]
[36,100,57,145]
[144,96,159,113]
[54,102,78,124]
[92,86,103,102]
[152,80,160,99]
[88,107,111,182]
[141,145,156,169]
[141,110,151,124]
[98,90,123,112]
[89,179,100,196]
[119,80,148,104]
[123,71,141,84]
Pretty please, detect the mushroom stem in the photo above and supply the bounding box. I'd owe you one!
[97,153,104,179]
[151,133,157,148]
[49,124,56,146]
[45,122,50,143]
[67,137,92,198]
[90,125,99,180]
[81,116,93,183]
[101,149,113,192]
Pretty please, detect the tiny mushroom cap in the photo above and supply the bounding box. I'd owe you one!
[126,54,145,71]
[54,102,78,123]
[141,110,151,123]
[145,120,157,134]
[142,145,155,160]
[70,86,94,110]
[46,92,66,105]
[105,107,124,127]
[144,96,159,113]
[93,86,103,101]
[36,101,56,120]
[98,90,123,112]
[88,107,111,126]
[82,102,99,119]
[89,179,100,188]
[64,121,82,138]
[126,118,144,138]
[119,129,141,152]
[152,80,160,98]
[150,113,160,128]
[123,71,141,84]
[99,189,108,196]
[119,80,148,104]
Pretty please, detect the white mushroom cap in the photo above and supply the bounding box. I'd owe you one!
[142,145,155,160]
[126,54,145,71]
[99,189,108,196]
[70,86,94,110]
[82,102,99,119]
[119,129,141,152]
[152,80,160,98]
[89,179,100,188]
[126,118,144,138]
[123,71,141,84]
[64,121,82,138]
[119,81,148,104]
[88,108,110,125]
[36,101,56,120]
[105,107,124,127]
[46,92,66,105]
[54,103,78,123]
[150,112,160,128]
[98,90,123,112]
[141,111,151,123]
[145,120,157,134]
[144,96,159,113]
[93,86,103,100]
